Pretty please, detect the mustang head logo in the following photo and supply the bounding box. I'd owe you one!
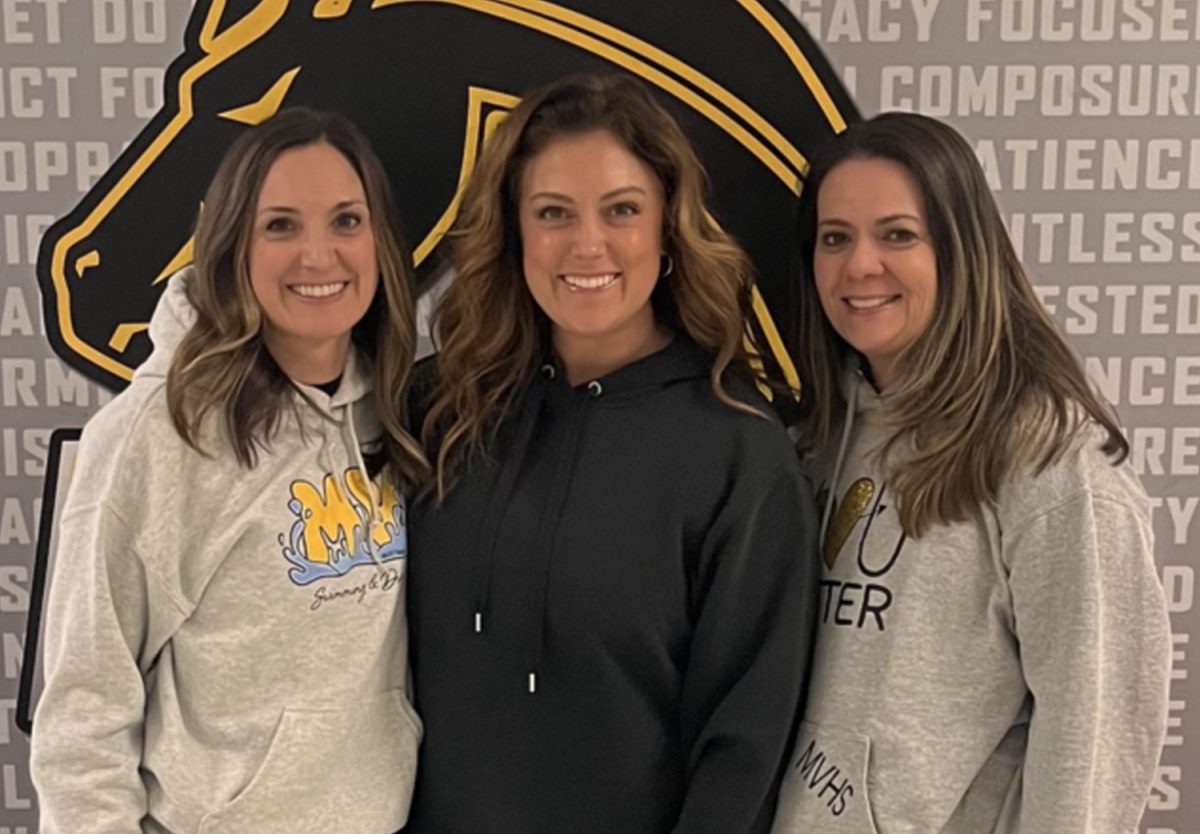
[36,0,857,394]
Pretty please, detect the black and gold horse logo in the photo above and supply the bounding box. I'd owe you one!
[36,0,858,392]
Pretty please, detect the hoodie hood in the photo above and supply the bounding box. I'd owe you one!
[138,266,372,414]
[135,267,386,567]
[818,363,884,550]
[561,334,711,401]
[135,266,197,383]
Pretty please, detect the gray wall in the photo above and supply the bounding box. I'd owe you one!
[786,2,1197,830]
[3,1,189,829]
[0,0,1195,830]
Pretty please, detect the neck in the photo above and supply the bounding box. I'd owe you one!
[264,332,352,386]
[865,355,897,392]
[554,317,672,387]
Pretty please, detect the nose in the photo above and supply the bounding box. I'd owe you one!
[300,229,335,270]
[570,213,606,258]
[845,237,884,280]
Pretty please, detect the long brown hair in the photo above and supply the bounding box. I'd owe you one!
[166,107,427,490]
[792,112,1128,537]
[426,72,760,499]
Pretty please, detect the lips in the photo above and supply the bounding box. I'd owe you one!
[560,273,619,291]
[290,281,349,298]
[845,294,900,310]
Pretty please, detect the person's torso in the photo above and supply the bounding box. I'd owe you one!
[407,373,783,834]
[107,385,421,834]
[774,396,1027,834]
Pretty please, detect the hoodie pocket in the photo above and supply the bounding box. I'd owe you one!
[198,689,422,834]
[770,721,880,834]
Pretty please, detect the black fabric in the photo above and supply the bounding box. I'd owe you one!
[41,0,855,393]
[406,338,822,834]
[314,376,341,397]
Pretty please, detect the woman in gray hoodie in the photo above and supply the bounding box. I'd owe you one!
[774,112,1171,833]
[30,109,427,833]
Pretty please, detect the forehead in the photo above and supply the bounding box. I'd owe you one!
[817,156,924,221]
[256,141,366,205]
[519,129,662,197]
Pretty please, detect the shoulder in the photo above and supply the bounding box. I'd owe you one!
[998,421,1148,531]
[73,378,169,481]
[726,380,798,457]
[67,378,206,518]
[666,374,803,487]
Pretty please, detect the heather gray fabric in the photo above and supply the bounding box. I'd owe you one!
[773,371,1171,834]
[31,273,420,833]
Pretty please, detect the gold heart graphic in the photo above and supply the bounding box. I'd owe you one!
[824,478,875,568]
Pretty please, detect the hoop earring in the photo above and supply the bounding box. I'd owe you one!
[660,253,674,278]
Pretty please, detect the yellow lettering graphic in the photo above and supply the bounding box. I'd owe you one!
[291,473,362,564]
[345,468,401,548]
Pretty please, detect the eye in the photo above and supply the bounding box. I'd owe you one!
[535,205,569,221]
[818,230,849,248]
[883,227,919,244]
[334,211,365,232]
[264,216,296,234]
[607,201,640,218]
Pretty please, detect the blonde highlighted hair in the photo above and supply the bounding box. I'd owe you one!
[166,107,427,490]
[792,112,1128,537]
[425,72,763,499]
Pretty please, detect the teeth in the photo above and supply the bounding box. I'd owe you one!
[846,296,896,309]
[292,282,348,298]
[562,273,618,290]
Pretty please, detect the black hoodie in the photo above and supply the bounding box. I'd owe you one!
[405,337,821,834]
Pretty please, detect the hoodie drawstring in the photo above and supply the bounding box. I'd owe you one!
[523,381,598,693]
[470,368,552,637]
[819,377,859,548]
[467,366,601,695]
[345,399,388,573]
[462,337,696,694]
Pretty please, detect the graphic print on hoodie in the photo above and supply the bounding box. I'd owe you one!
[283,466,406,588]
[771,370,1171,834]
[30,270,422,834]
[814,476,906,634]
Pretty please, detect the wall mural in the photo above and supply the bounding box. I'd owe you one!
[0,0,1193,830]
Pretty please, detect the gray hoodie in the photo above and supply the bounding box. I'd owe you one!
[30,272,421,833]
[772,370,1171,834]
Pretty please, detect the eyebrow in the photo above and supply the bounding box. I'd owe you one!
[817,213,921,227]
[528,186,648,202]
[257,199,367,215]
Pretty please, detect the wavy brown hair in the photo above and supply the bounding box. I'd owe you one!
[792,112,1128,537]
[166,107,427,490]
[426,72,760,498]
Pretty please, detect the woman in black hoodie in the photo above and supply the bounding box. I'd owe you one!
[406,72,820,834]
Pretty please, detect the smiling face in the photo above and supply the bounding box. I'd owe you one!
[248,140,378,383]
[813,156,938,390]
[518,129,666,373]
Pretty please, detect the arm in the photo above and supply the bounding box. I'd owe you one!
[673,466,821,834]
[30,501,186,833]
[1007,489,1171,833]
